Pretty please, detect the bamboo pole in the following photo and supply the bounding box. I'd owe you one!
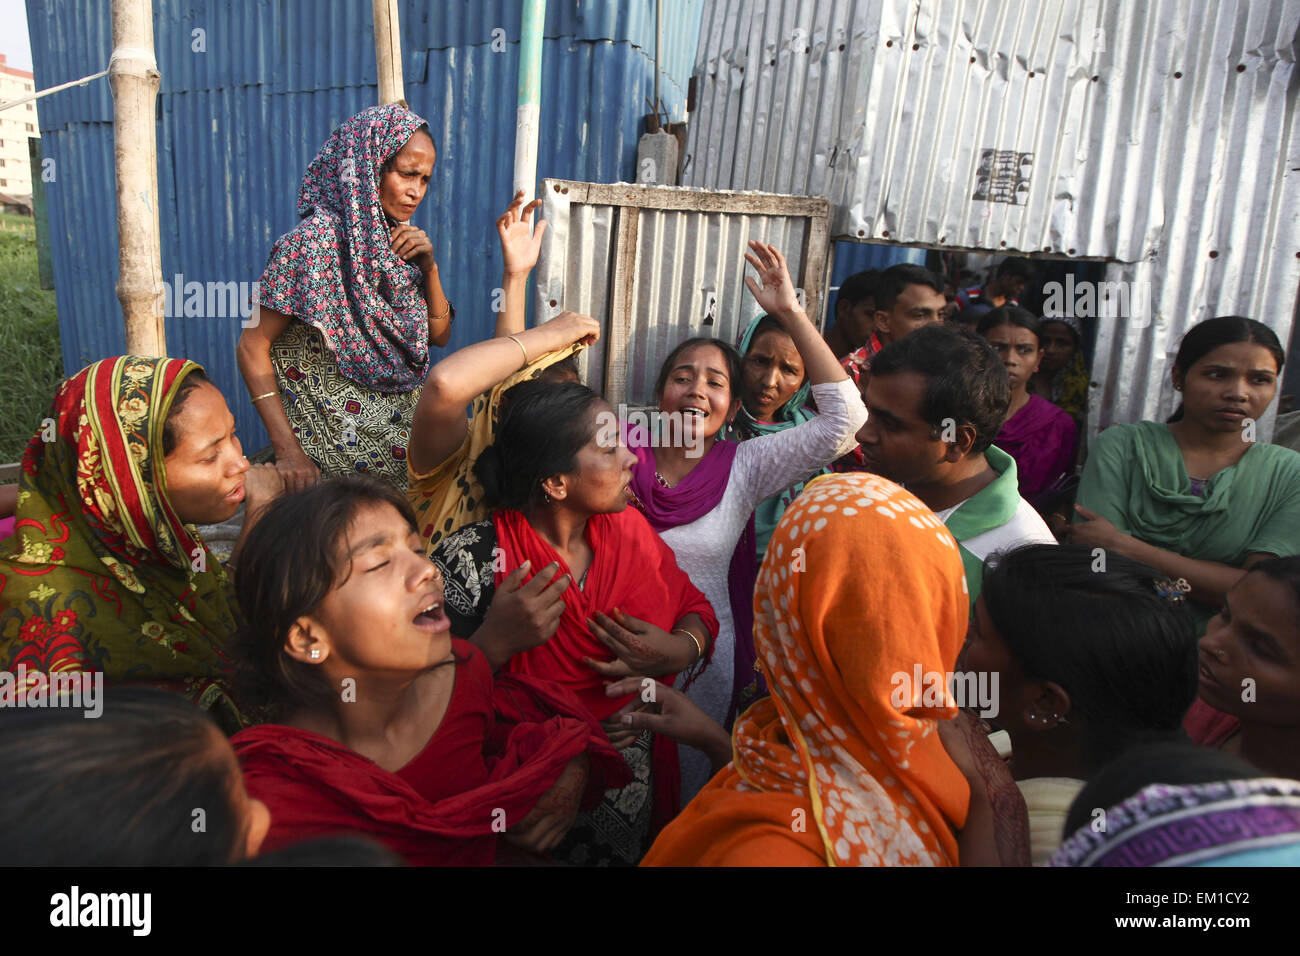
[372,0,406,106]
[109,0,164,355]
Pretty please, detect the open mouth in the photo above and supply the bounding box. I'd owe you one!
[680,407,708,419]
[413,600,450,633]
[225,483,246,503]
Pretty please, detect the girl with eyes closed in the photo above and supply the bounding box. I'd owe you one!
[627,241,866,803]
[229,477,629,865]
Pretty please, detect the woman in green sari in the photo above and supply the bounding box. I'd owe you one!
[1067,317,1300,631]
[0,356,282,729]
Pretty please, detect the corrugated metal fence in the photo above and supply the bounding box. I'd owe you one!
[683,0,1300,435]
[536,179,830,402]
[27,0,704,450]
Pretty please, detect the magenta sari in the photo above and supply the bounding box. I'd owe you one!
[994,395,1079,508]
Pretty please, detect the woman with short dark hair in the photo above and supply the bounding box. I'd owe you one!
[0,686,270,865]
[964,543,1199,864]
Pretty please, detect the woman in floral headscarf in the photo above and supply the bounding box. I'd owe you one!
[238,104,452,490]
[642,473,974,866]
[0,357,282,731]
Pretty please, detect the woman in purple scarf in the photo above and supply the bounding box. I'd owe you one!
[979,307,1079,512]
[237,104,453,490]
[621,242,866,803]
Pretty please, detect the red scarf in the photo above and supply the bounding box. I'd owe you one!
[233,656,629,866]
[493,507,717,720]
[492,507,719,827]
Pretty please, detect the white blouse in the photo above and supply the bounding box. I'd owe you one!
[659,378,866,800]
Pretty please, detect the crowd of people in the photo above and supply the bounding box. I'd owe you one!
[2,104,1299,868]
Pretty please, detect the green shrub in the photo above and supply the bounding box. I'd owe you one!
[0,223,62,464]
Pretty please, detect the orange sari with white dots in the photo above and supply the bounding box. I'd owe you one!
[643,473,971,866]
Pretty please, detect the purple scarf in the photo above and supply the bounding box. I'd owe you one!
[258,104,432,392]
[626,428,763,727]
[994,394,1078,506]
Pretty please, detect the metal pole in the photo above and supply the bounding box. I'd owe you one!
[109,0,164,356]
[372,0,405,106]
[513,0,546,204]
[654,0,662,119]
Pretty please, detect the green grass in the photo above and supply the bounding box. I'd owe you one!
[0,221,61,464]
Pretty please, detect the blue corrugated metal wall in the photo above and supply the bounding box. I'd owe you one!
[29,0,702,450]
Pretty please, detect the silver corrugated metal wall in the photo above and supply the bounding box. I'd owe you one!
[683,0,1300,435]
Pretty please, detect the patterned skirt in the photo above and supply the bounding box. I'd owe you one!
[552,732,655,867]
[270,321,422,488]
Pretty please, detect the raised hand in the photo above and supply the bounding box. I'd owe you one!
[743,240,802,319]
[243,462,285,511]
[543,310,600,348]
[497,189,547,277]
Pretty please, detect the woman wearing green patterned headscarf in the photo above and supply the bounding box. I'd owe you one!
[0,356,282,730]
[723,314,826,557]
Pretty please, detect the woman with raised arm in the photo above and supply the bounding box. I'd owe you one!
[431,381,718,864]
[628,241,866,802]
[237,104,452,490]
[0,357,283,730]
[406,191,598,550]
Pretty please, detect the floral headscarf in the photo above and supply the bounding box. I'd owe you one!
[258,104,434,392]
[0,357,243,728]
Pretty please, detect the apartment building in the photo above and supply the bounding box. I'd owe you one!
[0,53,39,199]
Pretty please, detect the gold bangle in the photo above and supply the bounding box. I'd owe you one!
[507,334,530,366]
[250,391,278,403]
[674,628,705,662]
[431,302,452,322]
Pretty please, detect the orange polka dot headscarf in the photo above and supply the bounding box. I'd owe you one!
[733,473,972,865]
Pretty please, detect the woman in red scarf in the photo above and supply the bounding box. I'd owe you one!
[432,380,718,865]
[229,477,629,865]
